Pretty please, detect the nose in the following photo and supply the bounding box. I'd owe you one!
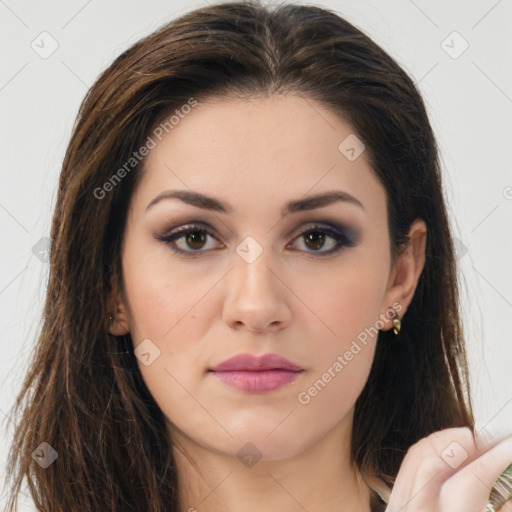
[222,247,292,334]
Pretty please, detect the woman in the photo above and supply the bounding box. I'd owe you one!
[3,1,512,511]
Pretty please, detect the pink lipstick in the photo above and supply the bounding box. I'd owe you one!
[208,353,304,393]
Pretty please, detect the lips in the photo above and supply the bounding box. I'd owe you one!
[208,353,304,393]
[209,352,303,372]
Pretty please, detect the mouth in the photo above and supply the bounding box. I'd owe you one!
[208,352,304,392]
[208,368,304,393]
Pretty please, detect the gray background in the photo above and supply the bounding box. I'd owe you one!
[1,0,511,508]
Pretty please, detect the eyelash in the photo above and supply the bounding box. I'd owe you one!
[155,222,355,258]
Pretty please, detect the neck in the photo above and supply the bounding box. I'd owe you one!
[169,413,373,512]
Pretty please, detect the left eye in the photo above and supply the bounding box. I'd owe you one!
[291,226,348,254]
[156,223,352,256]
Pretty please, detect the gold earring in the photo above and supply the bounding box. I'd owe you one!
[393,313,401,335]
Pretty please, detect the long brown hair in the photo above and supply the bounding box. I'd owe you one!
[3,1,474,510]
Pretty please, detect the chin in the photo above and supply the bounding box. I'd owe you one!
[216,422,321,463]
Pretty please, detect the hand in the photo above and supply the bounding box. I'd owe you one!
[384,427,512,512]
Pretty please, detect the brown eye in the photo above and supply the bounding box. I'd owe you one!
[155,224,222,255]
[289,224,354,256]
[303,230,327,251]
[183,230,208,250]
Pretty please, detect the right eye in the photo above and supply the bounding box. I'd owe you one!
[155,223,223,256]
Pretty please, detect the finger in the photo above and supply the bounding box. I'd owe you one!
[497,499,512,512]
[386,427,479,511]
[440,435,512,512]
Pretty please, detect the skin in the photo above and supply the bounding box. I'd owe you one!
[108,94,512,512]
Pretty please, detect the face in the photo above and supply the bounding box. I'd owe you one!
[110,94,425,461]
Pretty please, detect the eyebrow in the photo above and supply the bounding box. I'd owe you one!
[145,189,364,216]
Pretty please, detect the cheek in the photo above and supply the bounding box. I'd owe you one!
[296,252,388,395]
[122,262,214,433]
[293,272,383,430]
[300,287,379,406]
[122,238,213,342]
[302,256,388,349]
[121,242,218,403]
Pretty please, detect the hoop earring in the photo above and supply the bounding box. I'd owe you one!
[393,312,401,335]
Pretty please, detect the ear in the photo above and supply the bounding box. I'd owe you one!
[108,281,130,336]
[380,218,427,331]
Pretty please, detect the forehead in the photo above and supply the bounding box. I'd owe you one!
[147,94,357,165]
[132,94,385,218]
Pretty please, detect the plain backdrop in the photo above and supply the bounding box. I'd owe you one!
[1,0,511,508]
